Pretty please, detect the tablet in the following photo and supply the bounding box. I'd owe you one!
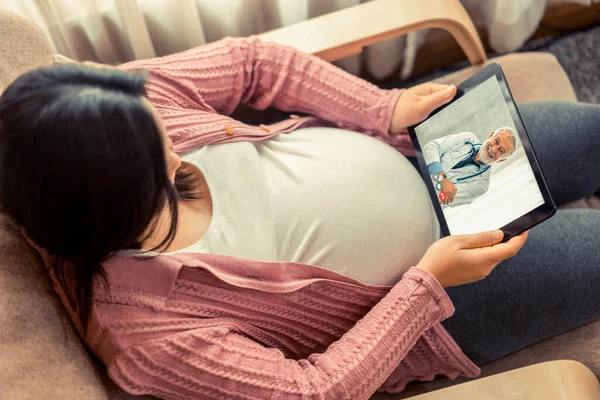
[408,63,556,242]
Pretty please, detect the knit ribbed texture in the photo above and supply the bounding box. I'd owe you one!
[50,252,481,400]
[119,36,413,156]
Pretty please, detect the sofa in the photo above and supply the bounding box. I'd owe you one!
[1,4,600,399]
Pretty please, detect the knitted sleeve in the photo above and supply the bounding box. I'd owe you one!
[119,36,404,138]
[106,268,454,400]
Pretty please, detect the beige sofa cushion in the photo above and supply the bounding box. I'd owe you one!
[0,11,53,92]
[434,52,578,103]
[0,215,107,400]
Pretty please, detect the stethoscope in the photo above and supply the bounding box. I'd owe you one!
[454,142,490,182]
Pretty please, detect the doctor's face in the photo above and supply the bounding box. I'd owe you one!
[478,130,515,165]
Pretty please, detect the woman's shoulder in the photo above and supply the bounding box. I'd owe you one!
[98,254,183,297]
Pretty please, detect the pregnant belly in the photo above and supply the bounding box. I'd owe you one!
[256,127,439,286]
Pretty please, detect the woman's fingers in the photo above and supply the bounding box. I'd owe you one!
[458,230,505,249]
[420,84,456,111]
[409,82,457,111]
[480,230,530,263]
[418,229,528,288]
[419,82,454,94]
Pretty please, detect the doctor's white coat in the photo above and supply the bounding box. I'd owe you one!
[422,131,491,207]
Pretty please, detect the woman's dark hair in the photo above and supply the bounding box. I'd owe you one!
[0,64,200,333]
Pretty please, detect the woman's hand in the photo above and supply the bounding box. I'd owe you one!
[390,82,457,133]
[416,230,529,288]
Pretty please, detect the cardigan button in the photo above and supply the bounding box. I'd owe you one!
[260,124,270,133]
[225,123,235,135]
[290,114,300,119]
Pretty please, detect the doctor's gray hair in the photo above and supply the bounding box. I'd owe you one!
[492,126,518,158]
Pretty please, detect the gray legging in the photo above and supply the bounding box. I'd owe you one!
[434,101,600,366]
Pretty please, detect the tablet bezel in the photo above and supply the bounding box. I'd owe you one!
[407,63,556,242]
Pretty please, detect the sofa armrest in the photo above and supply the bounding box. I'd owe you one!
[258,0,486,65]
[373,360,600,400]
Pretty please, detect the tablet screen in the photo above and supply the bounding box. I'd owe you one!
[413,76,545,235]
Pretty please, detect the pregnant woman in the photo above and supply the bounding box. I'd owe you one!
[1,37,599,399]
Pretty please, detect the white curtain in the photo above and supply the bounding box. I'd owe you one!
[0,0,593,79]
[462,0,547,53]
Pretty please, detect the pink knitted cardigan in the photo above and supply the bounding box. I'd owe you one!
[49,37,480,399]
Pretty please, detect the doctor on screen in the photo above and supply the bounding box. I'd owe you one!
[423,127,518,208]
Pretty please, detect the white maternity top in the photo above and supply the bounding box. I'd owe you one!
[166,127,439,286]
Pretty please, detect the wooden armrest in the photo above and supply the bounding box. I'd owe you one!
[258,0,486,66]
[405,361,600,400]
